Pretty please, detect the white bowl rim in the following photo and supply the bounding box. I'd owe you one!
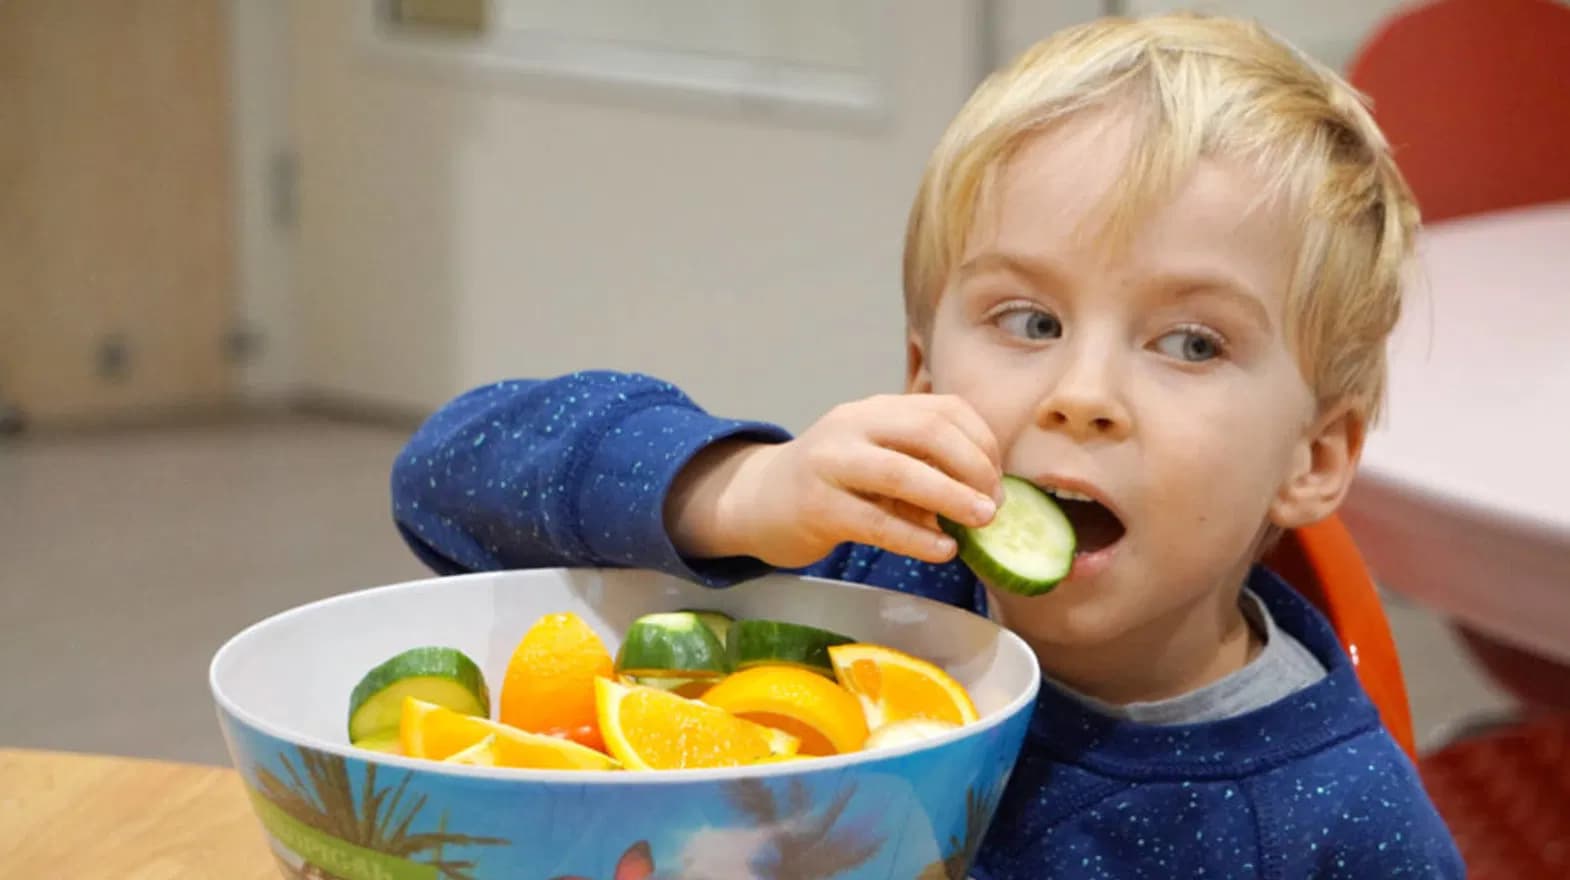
[210,567,1042,785]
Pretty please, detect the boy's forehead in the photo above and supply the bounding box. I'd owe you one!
[974,109,1138,250]
[963,110,1298,309]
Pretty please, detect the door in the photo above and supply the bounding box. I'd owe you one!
[0,1,235,427]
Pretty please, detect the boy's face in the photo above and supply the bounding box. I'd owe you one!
[908,109,1359,656]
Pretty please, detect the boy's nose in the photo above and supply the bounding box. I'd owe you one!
[1035,349,1132,442]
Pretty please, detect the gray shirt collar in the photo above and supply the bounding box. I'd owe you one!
[1041,589,1328,726]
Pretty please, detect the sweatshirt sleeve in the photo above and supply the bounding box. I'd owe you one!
[390,370,793,586]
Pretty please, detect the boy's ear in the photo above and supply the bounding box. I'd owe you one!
[906,330,933,393]
[1269,403,1365,530]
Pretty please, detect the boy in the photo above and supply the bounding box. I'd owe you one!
[390,13,1462,878]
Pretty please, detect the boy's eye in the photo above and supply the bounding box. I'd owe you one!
[1154,328,1224,362]
[997,308,1062,341]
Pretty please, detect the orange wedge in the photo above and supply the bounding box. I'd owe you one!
[499,612,615,752]
[619,673,714,700]
[864,718,961,751]
[442,733,497,766]
[700,664,869,756]
[594,678,799,770]
[749,753,814,765]
[827,644,980,729]
[400,697,618,770]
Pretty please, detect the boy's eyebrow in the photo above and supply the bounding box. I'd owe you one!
[958,251,1273,334]
[955,251,1068,287]
[1162,280,1274,334]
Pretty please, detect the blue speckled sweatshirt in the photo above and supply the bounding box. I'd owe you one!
[390,371,1463,879]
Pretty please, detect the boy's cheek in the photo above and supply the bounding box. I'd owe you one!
[930,376,1021,439]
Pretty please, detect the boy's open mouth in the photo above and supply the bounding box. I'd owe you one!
[1045,489,1126,555]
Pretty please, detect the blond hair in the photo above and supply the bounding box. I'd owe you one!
[903,13,1419,422]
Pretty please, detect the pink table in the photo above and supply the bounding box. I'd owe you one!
[1341,201,1570,665]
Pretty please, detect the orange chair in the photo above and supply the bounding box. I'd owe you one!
[1265,515,1418,763]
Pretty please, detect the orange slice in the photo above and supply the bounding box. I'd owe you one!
[699,664,869,756]
[541,723,607,754]
[594,678,799,770]
[499,611,615,749]
[749,753,814,765]
[864,718,961,751]
[619,673,715,700]
[401,697,618,770]
[442,733,497,766]
[827,644,980,729]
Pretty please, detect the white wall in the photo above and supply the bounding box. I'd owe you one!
[993,0,1106,63]
[229,0,297,397]
[288,1,982,430]
[280,1,1434,427]
[1123,0,1423,71]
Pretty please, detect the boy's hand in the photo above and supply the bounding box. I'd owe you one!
[667,394,1003,567]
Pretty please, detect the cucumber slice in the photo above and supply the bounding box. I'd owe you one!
[682,609,735,647]
[615,612,731,678]
[727,619,853,676]
[939,475,1076,596]
[347,646,489,742]
[625,674,715,699]
[351,733,404,755]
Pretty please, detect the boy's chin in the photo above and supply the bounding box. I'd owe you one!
[984,581,1146,650]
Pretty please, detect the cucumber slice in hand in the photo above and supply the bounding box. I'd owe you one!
[616,612,731,677]
[939,475,1077,596]
[348,646,490,744]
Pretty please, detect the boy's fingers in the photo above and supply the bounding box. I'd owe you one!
[843,448,995,529]
[889,499,940,533]
[837,495,956,564]
[924,395,1003,471]
[880,418,1000,508]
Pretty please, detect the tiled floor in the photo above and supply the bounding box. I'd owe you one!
[0,416,1514,766]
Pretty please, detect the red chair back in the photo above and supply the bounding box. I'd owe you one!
[1347,0,1570,223]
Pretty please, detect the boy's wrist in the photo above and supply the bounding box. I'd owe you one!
[666,439,775,560]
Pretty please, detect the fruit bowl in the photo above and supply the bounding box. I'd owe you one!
[210,567,1040,880]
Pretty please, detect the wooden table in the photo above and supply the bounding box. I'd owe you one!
[0,748,277,879]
